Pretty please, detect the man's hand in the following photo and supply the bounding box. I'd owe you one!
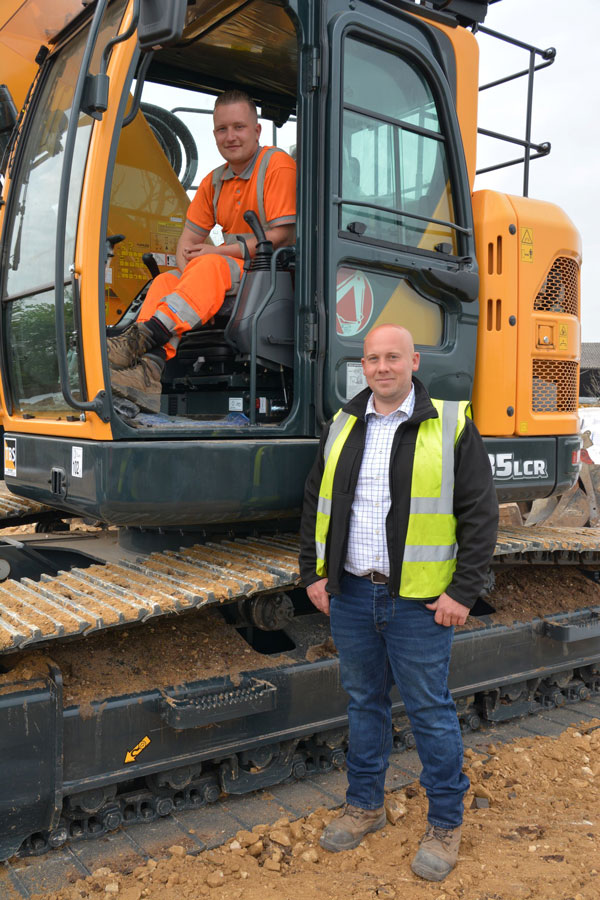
[425,591,469,627]
[307,578,330,616]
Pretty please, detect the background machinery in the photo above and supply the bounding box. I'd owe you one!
[0,0,599,860]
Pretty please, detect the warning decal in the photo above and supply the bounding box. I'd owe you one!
[559,323,568,350]
[336,268,374,336]
[4,438,16,478]
[520,227,534,263]
[124,735,151,764]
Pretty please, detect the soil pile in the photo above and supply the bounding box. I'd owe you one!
[24,719,600,900]
[478,566,600,627]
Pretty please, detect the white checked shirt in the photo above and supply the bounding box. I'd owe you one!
[345,386,416,577]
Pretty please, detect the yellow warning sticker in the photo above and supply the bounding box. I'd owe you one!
[519,422,528,434]
[520,227,534,263]
[559,323,568,350]
[124,735,151,764]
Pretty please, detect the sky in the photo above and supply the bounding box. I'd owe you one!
[473,0,600,341]
[144,0,599,338]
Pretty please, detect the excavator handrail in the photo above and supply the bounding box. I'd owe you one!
[475,24,556,196]
[54,0,111,422]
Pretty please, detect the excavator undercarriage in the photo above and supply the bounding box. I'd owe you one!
[1,474,600,862]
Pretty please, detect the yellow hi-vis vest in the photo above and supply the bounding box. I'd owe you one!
[315,398,470,599]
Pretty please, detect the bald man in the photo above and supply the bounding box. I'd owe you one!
[300,324,498,882]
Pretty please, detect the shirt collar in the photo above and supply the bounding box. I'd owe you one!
[365,384,415,421]
[220,144,263,181]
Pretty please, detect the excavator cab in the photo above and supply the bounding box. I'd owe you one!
[0,0,581,528]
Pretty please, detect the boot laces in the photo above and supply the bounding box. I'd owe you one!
[425,825,455,848]
[344,804,376,822]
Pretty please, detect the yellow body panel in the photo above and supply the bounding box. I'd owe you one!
[472,190,581,438]
[421,18,479,190]
[105,111,189,324]
[0,0,85,107]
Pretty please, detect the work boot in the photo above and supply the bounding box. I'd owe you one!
[319,804,386,852]
[107,322,154,370]
[110,356,163,414]
[411,824,462,882]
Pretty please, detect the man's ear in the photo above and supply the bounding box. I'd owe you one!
[412,352,420,371]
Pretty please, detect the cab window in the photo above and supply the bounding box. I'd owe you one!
[341,36,457,254]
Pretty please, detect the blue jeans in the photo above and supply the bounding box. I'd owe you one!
[330,572,469,828]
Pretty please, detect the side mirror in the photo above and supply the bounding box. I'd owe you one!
[0,84,18,177]
[137,0,187,51]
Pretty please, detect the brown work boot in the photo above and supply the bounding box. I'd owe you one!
[411,824,462,882]
[319,803,386,852]
[107,322,154,370]
[110,356,163,414]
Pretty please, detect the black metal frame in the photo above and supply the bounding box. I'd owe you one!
[476,24,556,197]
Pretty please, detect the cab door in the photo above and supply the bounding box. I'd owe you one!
[0,0,128,440]
[319,0,478,419]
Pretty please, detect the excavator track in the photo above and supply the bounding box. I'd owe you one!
[2,522,600,654]
[0,534,301,654]
[0,481,57,529]
[494,524,600,564]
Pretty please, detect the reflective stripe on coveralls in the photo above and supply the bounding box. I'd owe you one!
[139,255,243,360]
[314,399,470,598]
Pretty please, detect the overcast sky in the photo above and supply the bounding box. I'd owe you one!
[474,0,600,341]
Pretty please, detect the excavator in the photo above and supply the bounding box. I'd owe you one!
[0,0,599,861]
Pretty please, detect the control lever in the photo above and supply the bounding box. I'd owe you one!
[106,233,125,258]
[142,252,160,279]
[243,210,273,258]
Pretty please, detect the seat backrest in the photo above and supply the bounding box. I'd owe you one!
[224,267,294,369]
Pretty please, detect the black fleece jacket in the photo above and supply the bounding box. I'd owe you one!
[299,378,499,609]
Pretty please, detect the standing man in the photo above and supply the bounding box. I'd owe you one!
[108,90,296,412]
[299,324,498,882]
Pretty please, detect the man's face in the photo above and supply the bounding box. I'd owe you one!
[362,326,420,411]
[213,101,261,172]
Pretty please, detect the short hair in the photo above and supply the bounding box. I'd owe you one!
[214,90,258,119]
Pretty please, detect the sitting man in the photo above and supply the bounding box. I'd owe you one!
[108,90,296,413]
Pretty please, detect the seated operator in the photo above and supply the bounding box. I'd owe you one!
[107,89,296,413]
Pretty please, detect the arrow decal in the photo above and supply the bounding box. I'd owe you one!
[124,735,151,764]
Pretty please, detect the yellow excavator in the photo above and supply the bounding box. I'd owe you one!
[0,0,598,860]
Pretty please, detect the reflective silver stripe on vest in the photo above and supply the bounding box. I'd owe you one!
[211,162,228,222]
[409,401,460,515]
[256,147,284,229]
[323,411,352,465]
[317,496,332,517]
[403,544,457,563]
[211,147,285,232]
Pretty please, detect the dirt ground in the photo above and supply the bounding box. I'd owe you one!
[470,565,600,627]
[17,718,599,900]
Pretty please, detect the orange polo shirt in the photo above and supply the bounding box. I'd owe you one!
[186,145,296,237]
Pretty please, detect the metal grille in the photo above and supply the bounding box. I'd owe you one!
[532,359,578,412]
[534,257,579,315]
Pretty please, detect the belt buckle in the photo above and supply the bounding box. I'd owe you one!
[369,571,387,585]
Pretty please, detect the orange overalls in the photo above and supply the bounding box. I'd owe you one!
[139,145,296,360]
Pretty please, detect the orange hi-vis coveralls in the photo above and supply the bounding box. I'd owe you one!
[139,145,296,360]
